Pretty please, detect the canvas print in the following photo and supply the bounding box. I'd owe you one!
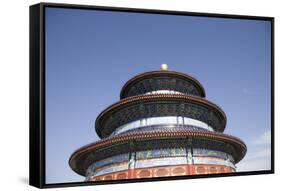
[41,5,273,185]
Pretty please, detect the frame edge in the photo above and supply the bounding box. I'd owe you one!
[29,3,44,188]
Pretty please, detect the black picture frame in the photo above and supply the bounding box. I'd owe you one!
[29,2,275,189]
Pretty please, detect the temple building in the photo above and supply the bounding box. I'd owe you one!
[69,64,247,181]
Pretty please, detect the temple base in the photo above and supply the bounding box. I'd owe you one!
[88,164,235,181]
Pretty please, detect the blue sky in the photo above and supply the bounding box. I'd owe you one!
[45,7,272,184]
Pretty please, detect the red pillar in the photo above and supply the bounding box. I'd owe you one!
[128,169,135,179]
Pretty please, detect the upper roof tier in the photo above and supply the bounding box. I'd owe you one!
[120,65,206,99]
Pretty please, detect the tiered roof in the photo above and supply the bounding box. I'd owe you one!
[69,65,247,177]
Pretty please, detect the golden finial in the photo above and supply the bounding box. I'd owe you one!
[160,64,168,70]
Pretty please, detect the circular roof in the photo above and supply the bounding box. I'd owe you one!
[69,130,246,176]
[120,70,206,99]
[95,94,227,138]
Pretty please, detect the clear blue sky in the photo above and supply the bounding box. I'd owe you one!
[45,7,272,184]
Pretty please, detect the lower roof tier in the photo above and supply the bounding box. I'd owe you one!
[95,94,227,138]
[69,130,246,176]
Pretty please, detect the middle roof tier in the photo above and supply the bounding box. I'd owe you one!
[95,94,226,138]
